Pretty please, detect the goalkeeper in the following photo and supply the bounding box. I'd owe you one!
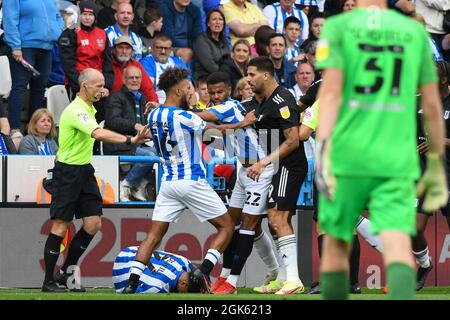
[314,0,448,300]
[113,247,209,293]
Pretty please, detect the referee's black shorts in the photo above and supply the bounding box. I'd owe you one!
[267,165,306,212]
[50,162,103,222]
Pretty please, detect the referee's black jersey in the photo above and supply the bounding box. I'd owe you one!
[254,85,307,170]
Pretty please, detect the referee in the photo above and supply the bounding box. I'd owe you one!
[42,68,149,292]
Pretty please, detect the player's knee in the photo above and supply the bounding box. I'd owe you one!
[84,218,102,235]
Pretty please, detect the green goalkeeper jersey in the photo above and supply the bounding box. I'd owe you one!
[316,8,437,179]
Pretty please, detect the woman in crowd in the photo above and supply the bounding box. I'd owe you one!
[221,39,251,90]
[233,77,254,101]
[193,9,231,79]
[19,108,58,155]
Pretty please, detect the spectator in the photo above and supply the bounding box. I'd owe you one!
[98,0,144,33]
[389,0,416,15]
[140,33,188,104]
[342,0,356,12]
[59,1,114,98]
[105,2,144,60]
[111,35,158,104]
[289,61,314,101]
[193,9,231,79]
[301,14,325,51]
[263,0,309,39]
[267,33,296,89]
[138,6,164,56]
[3,0,64,138]
[221,39,252,90]
[300,13,324,52]
[160,0,202,64]
[295,0,326,16]
[104,66,155,201]
[221,0,269,46]
[233,77,254,101]
[415,0,449,53]
[193,75,210,110]
[252,25,276,56]
[0,99,16,154]
[19,108,58,155]
[283,16,303,65]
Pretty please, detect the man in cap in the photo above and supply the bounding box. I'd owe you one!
[111,35,158,104]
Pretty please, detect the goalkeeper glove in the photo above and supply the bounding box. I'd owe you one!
[416,153,449,213]
[314,139,336,200]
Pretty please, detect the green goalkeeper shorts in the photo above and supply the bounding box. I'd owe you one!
[318,176,416,242]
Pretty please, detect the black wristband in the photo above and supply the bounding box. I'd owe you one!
[125,136,132,145]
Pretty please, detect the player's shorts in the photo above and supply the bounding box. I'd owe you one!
[50,162,103,222]
[267,165,306,211]
[229,164,274,215]
[152,179,227,222]
[318,176,416,242]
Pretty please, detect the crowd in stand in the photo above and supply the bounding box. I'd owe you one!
[0,0,448,198]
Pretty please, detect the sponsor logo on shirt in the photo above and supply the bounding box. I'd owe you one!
[316,39,329,62]
[78,113,90,123]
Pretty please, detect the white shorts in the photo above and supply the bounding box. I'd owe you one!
[152,179,227,223]
[229,164,274,215]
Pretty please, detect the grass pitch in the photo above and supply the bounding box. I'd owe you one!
[0,287,448,300]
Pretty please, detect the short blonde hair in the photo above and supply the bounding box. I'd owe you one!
[27,108,57,139]
[233,77,249,100]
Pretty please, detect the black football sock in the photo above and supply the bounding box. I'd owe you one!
[61,228,94,273]
[349,235,361,286]
[230,230,256,276]
[222,227,240,269]
[44,233,64,283]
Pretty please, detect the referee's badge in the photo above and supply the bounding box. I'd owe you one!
[316,40,329,62]
[280,106,290,119]
[78,113,89,123]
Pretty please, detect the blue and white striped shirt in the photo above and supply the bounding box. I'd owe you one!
[207,99,266,164]
[294,0,325,11]
[112,246,194,293]
[148,106,207,181]
[429,37,443,62]
[263,3,309,39]
[105,24,143,60]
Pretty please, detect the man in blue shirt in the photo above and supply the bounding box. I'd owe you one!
[160,0,202,64]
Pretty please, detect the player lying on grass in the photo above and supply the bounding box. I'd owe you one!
[113,246,209,293]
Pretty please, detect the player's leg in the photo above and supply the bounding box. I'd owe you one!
[212,170,246,289]
[183,179,234,291]
[318,176,367,300]
[412,212,433,291]
[122,220,170,294]
[267,166,306,295]
[370,177,416,300]
[213,213,261,294]
[252,220,279,288]
[356,215,383,252]
[349,235,361,293]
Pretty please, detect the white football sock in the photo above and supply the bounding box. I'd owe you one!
[356,216,383,252]
[254,230,279,272]
[413,246,431,268]
[274,237,286,283]
[278,234,301,283]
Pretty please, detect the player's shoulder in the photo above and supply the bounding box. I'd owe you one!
[271,86,296,105]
